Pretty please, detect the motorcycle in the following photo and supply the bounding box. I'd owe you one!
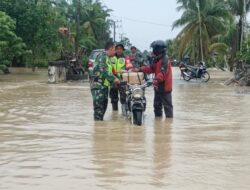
[66,58,85,80]
[120,80,152,126]
[179,62,210,82]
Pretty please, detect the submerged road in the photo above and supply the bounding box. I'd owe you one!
[0,67,250,190]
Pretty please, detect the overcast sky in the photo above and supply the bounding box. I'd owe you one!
[102,0,182,51]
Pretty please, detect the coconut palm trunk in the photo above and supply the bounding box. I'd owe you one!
[75,0,80,55]
[173,0,231,64]
[196,1,204,62]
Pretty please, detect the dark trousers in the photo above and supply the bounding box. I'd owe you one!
[110,87,119,104]
[91,88,109,120]
[154,90,173,118]
[110,86,126,105]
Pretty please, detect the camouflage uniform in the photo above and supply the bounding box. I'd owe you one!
[130,52,144,68]
[90,53,116,121]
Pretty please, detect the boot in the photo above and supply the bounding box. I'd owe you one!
[121,104,127,117]
[112,103,118,111]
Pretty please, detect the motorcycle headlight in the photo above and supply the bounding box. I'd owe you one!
[132,88,143,99]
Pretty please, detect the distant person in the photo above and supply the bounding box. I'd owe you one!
[132,40,173,118]
[129,46,144,68]
[90,41,120,121]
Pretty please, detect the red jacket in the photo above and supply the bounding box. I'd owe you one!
[141,59,172,92]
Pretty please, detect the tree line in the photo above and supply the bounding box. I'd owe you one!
[1,0,250,73]
[0,0,112,72]
[168,0,250,71]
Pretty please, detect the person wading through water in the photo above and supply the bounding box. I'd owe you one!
[109,43,127,116]
[132,40,173,118]
[90,41,121,121]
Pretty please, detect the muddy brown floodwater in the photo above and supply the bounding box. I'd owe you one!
[0,67,250,190]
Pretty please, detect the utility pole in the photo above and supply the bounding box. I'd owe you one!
[196,2,204,62]
[119,33,126,41]
[113,21,116,42]
[75,0,80,56]
[111,20,122,43]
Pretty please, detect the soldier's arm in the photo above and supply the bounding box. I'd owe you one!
[100,62,116,83]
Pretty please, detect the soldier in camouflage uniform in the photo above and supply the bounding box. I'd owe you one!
[90,41,120,121]
[129,46,144,68]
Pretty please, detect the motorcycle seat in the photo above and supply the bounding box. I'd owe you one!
[186,65,198,70]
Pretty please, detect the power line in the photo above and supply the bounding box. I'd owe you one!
[111,15,172,28]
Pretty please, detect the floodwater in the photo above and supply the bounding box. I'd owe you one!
[0,68,250,190]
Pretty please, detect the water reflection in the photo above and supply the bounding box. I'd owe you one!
[0,68,250,190]
[151,119,172,187]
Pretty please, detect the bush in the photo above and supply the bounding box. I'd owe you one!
[0,11,27,72]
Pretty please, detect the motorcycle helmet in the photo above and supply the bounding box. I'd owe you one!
[150,40,167,55]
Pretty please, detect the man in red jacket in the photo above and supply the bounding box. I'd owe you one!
[132,40,173,118]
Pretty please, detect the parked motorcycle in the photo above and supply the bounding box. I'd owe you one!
[179,62,210,82]
[120,80,152,126]
[66,57,85,80]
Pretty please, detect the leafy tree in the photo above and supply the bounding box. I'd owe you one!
[0,11,27,73]
[225,0,250,70]
[166,39,179,60]
[0,0,67,67]
[0,0,114,69]
[119,37,132,50]
[227,0,250,51]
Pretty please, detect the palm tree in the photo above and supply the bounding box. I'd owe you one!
[227,0,250,51]
[61,0,111,50]
[173,0,232,64]
[81,0,111,47]
[219,0,250,70]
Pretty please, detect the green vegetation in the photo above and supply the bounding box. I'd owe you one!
[0,11,27,73]
[1,0,250,73]
[0,0,112,72]
[172,0,250,69]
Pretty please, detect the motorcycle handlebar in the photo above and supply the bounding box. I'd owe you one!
[128,80,152,89]
[119,79,153,89]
